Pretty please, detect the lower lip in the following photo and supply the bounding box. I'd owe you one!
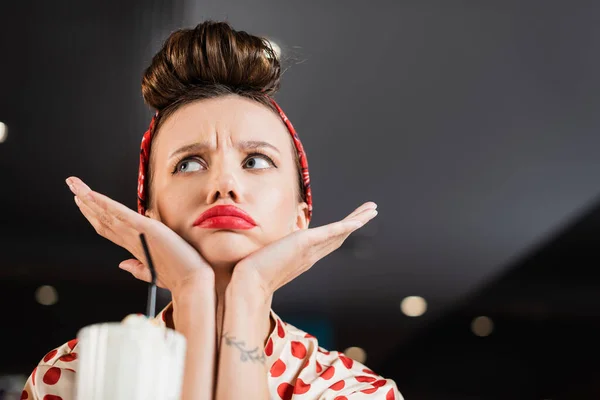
[196,216,256,230]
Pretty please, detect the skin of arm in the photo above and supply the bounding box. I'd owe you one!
[172,275,217,400]
[214,273,273,400]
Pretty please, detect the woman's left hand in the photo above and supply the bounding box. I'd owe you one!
[229,202,378,303]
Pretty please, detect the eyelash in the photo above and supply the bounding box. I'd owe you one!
[171,152,277,174]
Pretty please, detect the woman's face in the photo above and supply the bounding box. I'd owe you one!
[147,95,308,269]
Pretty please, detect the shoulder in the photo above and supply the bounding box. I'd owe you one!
[37,338,80,369]
[267,312,402,399]
[22,339,80,400]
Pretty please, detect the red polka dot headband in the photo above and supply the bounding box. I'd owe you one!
[137,97,313,221]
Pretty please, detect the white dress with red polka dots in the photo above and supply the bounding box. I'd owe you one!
[21,305,403,400]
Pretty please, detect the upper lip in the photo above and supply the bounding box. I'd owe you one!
[193,205,257,226]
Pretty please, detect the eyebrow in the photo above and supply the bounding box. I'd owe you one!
[168,140,281,160]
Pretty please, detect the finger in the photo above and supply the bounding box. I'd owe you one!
[67,176,143,232]
[304,208,378,265]
[261,207,379,292]
[68,177,146,255]
[67,177,102,214]
[342,202,378,221]
[119,259,166,288]
[345,206,378,227]
[312,208,378,243]
[74,195,118,241]
[273,223,362,289]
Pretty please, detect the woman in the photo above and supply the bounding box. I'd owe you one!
[22,21,402,400]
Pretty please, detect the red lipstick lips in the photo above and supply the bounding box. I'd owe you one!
[193,205,257,230]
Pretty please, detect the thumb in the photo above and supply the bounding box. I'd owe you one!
[119,258,166,288]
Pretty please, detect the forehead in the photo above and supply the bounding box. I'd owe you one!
[154,95,291,152]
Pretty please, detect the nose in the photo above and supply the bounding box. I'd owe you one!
[205,164,241,204]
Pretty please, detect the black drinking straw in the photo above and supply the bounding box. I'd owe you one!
[139,233,157,318]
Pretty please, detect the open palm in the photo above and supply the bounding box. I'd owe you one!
[232,202,378,299]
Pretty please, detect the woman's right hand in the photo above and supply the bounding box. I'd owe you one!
[66,176,214,294]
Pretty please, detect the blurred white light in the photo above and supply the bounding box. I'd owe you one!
[35,285,58,306]
[0,122,7,143]
[344,346,367,363]
[471,316,494,337]
[400,296,427,317]
[265,39,281,60]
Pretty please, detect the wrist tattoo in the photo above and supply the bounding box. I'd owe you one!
[222,332,266,364]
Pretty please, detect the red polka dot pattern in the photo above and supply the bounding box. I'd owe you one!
[387,387,396,400]
[356,375,377,383]
[360,387,378,394]
[321,365,335,380]
[373,379,387,387]
[270,359,286,378]
[363,368,377,375]
[42,368,61,385]
[277,382,294,400]
[43,350,57,363]
[290,341,307,359]
[265,337,274,357]
[58,353,77,362]
[277,319,285,338]
[339,354,354,369]
[21,307,402,400]
[293,378,311,394]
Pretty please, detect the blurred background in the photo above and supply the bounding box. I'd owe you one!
[2,0,600,399]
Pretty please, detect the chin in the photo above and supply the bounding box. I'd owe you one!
[195,231,260,267]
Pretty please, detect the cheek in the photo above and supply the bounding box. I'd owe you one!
[250,180,298,232]
[154,182,197,228]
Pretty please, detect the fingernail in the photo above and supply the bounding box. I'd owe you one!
[74,196,81,206]
[66,179,76,194]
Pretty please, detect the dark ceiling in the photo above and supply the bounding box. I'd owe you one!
[2,0,600,398]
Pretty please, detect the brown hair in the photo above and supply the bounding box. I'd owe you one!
[141,21,305,208]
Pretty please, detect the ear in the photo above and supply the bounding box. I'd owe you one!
[294,202,310,231]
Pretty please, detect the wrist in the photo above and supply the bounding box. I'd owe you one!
[223,285,272,344]
[226,270,272,312]
[172,273,216,329]
[172,271,215,304]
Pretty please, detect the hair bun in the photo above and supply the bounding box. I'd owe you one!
[142,21,281,110]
